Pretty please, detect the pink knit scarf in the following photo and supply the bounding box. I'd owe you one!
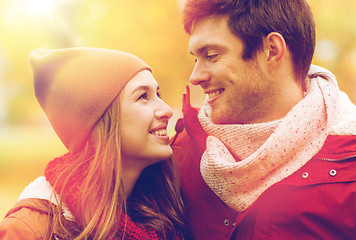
[198,66,339,212]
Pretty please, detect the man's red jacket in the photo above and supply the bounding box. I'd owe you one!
[171,99,356,240]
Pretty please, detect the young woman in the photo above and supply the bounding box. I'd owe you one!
[0,47,190,239]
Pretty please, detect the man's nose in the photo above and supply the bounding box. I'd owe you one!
[190,62,210,85]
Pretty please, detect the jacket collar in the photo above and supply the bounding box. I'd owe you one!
[18,176,74,219]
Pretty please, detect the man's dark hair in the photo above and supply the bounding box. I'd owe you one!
[183,0,316,83]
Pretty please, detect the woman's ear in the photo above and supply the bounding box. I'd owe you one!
[263,32,286,66]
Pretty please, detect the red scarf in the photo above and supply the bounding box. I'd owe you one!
[44,153,160,240]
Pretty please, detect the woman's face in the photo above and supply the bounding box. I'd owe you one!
[120,70,173,171]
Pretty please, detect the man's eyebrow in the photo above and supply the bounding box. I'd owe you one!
[189,44,220,55]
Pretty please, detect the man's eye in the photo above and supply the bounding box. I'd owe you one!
[206,54,217,61]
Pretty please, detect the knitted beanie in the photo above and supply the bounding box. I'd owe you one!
[30,47,151,153]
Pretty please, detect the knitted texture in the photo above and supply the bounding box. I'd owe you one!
[116,213,160,240]
[30,47,151,153]
[199,65,339,212]
[44,153,161,240]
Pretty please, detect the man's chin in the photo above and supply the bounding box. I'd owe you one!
[211,110,238,125]
[210,111,225,124]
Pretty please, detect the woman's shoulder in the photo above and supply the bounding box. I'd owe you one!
[0,198,51,239]
[0,177,77,240]
[19,176,74,220]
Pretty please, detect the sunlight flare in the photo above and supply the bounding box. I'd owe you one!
[28,0,65,15]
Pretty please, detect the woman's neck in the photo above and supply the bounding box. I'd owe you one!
[121,163,144,199]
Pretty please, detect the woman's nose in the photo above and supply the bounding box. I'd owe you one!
[155,100,173,121]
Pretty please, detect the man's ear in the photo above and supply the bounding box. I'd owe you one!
[263,32,286,66]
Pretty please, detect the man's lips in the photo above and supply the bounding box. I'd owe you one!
[205,88,225,101]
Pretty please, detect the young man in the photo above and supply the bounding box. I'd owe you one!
[171,0,356,239]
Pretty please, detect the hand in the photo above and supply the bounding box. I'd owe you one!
[182,85,191,112]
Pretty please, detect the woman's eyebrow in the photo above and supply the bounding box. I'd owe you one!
[131,85,159,94]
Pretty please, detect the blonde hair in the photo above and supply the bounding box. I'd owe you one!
[48,95,189,239]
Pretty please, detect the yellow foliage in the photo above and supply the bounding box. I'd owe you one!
[1,0,356,218]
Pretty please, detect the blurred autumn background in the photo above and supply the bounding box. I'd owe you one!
[0,0,356,218]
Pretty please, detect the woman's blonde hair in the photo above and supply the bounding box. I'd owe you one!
[48,95,189,239]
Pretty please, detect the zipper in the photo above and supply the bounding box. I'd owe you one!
[319,154,356,162]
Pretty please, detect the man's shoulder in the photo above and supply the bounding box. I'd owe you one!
[331,90,356,135]
[315,135,356,161]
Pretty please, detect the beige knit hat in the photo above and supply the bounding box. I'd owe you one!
[30,47,151,153]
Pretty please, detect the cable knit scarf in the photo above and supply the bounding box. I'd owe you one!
[44,153,160,240]
[198,65,339,212]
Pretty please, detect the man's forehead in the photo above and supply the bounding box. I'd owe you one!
[191,15,227,35]
[188,16,230,54]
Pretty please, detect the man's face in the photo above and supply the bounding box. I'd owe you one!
[188,15,273,124]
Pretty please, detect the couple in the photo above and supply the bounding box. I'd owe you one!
[2,0,356,239]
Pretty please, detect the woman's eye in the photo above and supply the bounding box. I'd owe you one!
[157,91,162,98]
[138,92,147,101]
